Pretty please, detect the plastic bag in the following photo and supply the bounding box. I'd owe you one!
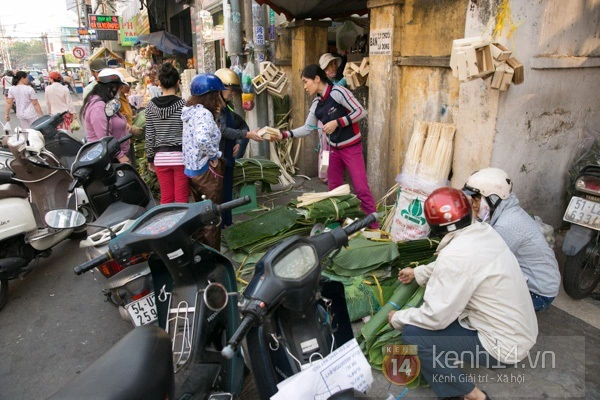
[242,92,255,111]
[70,118,80,132]
[2,121,11,133]
[242,63,254,93]
[390,173,447,242]
[336,20,364,53]
[232,57,243,85]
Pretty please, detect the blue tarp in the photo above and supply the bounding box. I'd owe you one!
[134,31,192,56]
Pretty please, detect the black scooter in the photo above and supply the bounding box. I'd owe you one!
[68,133,157,325]
[46,203,373,400]
[221,212,378,399]
[59,198,251,399]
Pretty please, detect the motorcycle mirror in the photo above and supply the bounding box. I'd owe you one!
[45,209,86,229]
[104,98,121,117]
[203,283,228,312]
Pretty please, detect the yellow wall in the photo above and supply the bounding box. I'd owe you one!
[367,0,468,199]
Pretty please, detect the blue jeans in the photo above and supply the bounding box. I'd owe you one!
[530,292,554,312]
[402,321,510,398]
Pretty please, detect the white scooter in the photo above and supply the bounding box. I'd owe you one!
[0,124,84,310]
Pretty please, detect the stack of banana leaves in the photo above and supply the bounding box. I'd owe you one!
[357,282,430,388]
[223,206,310,256]
[233,158,282,192]
[293,194,365,223]
[224,195,365,260]
[322,237,439,322]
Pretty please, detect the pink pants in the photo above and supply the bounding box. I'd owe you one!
[328,142,379,228]
[155,164,190,204]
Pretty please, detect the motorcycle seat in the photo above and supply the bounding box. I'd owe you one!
[89,202,146,235]
[46,325,174,400]
[0,183,28,200]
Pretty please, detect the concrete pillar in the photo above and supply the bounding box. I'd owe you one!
[288,20,331,177]
[366,0,404,200]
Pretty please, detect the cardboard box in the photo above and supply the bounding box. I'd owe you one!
[490,43,512,61]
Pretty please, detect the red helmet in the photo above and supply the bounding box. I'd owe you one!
[424,187,472,236]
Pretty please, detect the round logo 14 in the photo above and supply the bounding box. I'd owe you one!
[382,344,421,385]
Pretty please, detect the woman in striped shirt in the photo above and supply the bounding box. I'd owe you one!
[145,63,189,204]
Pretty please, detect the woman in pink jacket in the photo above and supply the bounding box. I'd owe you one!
[80,69,131,163]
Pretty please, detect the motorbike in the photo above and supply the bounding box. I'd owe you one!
[221,212,377,399]
[67,130,156,326]
[47,199,371,399]
[49,197,251,398]
[0,124,82,310]
[562,164,600,299]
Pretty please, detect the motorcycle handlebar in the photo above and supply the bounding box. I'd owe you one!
[343,212,378,236]
[67,178,79,193]
[222,314,257,359]
[216,196,251,213]
[74,253,110,275]
[118,134,132,144]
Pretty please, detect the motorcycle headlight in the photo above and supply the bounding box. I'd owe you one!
[272,244,317,280]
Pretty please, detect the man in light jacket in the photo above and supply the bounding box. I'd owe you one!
[463,167,561,311]
[390,187,538,400]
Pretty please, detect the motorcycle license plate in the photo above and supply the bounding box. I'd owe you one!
[564,196,600,230]
[125,293,158,326]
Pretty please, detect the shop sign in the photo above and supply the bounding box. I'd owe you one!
[89,14,120,30]
[119,18,137,47]
[78,27,97,41]
[254,25,265,46]
[369,29,392,56]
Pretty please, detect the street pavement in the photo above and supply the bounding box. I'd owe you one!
[0,91,599,399]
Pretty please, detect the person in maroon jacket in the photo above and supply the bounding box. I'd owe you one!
[275,64,378,229]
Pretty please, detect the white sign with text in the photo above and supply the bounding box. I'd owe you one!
[369,29,393,55]
[270,339,373,400]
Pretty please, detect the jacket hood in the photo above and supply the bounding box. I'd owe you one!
[181,104,210,123]
[148,96,185,120]
[490,192,519,225]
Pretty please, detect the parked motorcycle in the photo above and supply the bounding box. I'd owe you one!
[0,125,81,310]
[46,325,366,400]
[562,164,600,299]
[221,212,377,399]
[46,203,375,400]
[67,131,156,325]
[50,197,251,398]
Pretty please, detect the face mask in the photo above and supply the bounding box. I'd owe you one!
[478,197,491,222]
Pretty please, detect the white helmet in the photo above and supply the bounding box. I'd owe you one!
[97,68,128,86]
[463,167,512,200]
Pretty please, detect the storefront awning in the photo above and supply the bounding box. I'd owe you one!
[87,46,123,62]
[135,31,193,56]
[256,0,368,21]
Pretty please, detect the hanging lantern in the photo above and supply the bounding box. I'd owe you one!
[198,10,213,41]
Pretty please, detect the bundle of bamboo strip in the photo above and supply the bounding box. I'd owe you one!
[433,124,456,182]
[296,184,351,207]
[403,120,429,175]
[417,122,442,180]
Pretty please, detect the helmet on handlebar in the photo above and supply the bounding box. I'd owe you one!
[190,73,226,96]
[424,187,472,236]
[463,167,512,217]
